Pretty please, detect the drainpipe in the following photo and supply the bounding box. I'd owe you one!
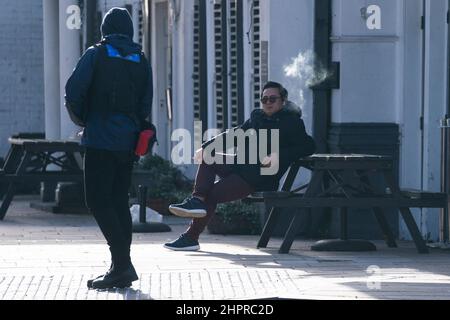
[143,0,151,57]
[440,0,450,244]
[83,0,97,50]
[310,0,339,236]
[440,117,450,244]
[312,0,338,153]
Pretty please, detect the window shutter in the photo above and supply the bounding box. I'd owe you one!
[251,0,261,110]
[193,1,201,122]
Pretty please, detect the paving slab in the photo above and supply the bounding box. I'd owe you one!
[0,196,450,300]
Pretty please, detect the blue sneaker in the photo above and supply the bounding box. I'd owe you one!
[164,234,200,251]
[169,197,207,218]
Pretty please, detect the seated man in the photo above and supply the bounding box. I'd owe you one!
[165,81,316,251]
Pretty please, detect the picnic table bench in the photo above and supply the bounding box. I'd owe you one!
[253,154,448,254]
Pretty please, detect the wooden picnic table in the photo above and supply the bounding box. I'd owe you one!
[0,138,85,220]
[255,154,448,254]
[0,138,156,221]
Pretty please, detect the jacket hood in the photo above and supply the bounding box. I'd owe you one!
[101,7,134,39]
[283,100,303,117]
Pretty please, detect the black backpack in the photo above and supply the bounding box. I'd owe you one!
[87,43,150,123]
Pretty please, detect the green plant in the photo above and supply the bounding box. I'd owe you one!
[136,155,192,203]
[208,201,261,235]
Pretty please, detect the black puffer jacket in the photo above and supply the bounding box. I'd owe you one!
[202,107,316,191]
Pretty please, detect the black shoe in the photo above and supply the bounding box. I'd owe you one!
[164,234,200,251]
[90,264,138,290]
[87,263,114,289]
[169,197,207,218]
[87,274,104,289]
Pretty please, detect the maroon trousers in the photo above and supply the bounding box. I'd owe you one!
[185,161,254,241]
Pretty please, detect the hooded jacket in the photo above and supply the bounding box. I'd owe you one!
[202,107,316,191]
[65,8,153,152]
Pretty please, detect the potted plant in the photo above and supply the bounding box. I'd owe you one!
[135,155,192,215]
[207,201,262,235]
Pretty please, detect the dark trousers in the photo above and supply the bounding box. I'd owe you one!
[186,160,254,241]
[84,147,135,270]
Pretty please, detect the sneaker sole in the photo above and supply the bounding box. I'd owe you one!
[164,244,200,252]
[169,206,207,218]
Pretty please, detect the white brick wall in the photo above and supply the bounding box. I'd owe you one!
[0,0,44,158]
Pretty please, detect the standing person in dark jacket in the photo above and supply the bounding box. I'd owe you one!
[65,7,153,289]
[165,81,315,251]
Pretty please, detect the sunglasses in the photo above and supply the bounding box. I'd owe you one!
[260,96,282,105]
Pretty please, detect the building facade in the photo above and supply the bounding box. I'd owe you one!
[0,0,45,158]
[1,0,447,241]
[141,0,449,241]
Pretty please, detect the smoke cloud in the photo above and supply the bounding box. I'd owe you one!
[283,50,332,109]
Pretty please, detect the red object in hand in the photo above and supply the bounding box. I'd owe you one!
[135,129,155,156]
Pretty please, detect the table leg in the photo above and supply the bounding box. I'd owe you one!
[139,185,148,223]
[0,153,33,220]
[372,207,398,248]
[257,163,300,249]
[279,170,324,254]
[383,170,429,254]
[132,184,171,233]
[3,145,23,173]
[0,147,24,220]
[257,207,282,249]
[399,207,429,253]
[65,152,82,171]
[0,184,16,220]
[340,207,348,240]
[357,170,398,248]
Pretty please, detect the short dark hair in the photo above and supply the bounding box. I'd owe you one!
[262,81,288,101]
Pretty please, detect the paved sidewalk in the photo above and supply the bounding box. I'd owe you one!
[1,196,450,300]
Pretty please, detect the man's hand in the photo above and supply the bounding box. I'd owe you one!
[261,153,279,168]
[193,148,203,163]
